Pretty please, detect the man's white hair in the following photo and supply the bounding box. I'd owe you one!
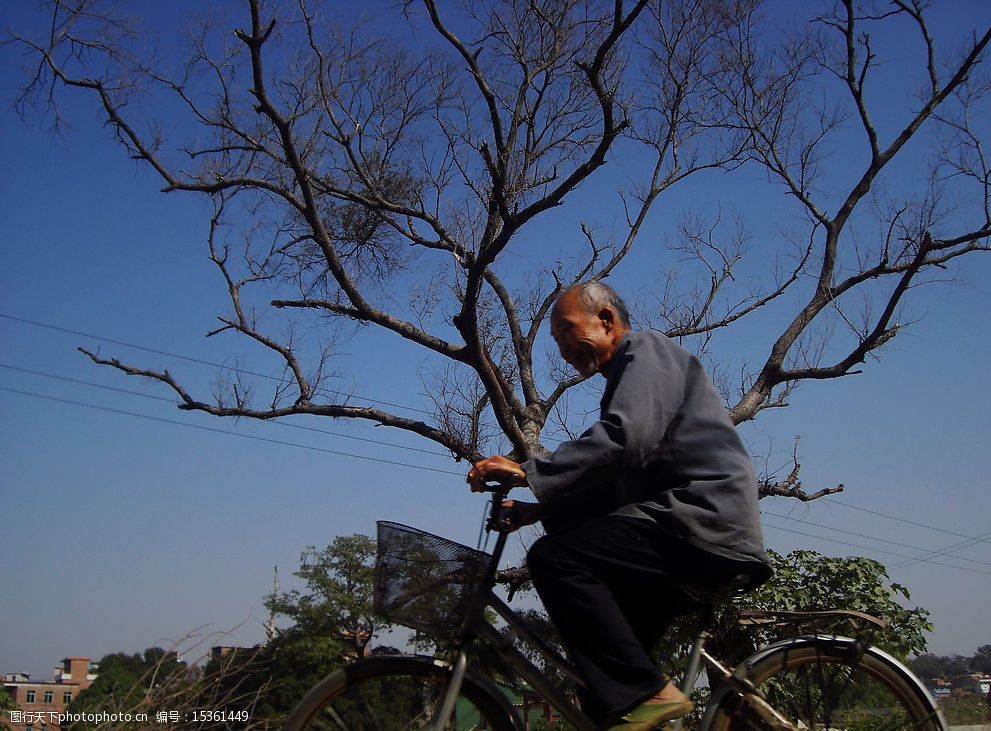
[561,281,631,327]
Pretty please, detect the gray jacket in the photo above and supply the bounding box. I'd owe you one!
[522,330,770,567]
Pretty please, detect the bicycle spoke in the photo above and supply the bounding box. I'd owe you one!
[715,644,941,731]
[293,667,493,730]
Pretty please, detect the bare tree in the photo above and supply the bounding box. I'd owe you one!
[711,0,991,428]
[8,0,989,500]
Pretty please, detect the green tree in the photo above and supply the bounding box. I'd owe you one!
[150,535,381,727]
[909,646,991,680]
[970,645,991,674]
[947,656,972,676]
[61,643,280,731]
[65,648,188,729]
[652,549,932,686]
[196,646,278,727]
[739,550,931,660]
[240,535,382,718]
[0,685,16,731]
[269,535,379,658]
[910,654,948,681]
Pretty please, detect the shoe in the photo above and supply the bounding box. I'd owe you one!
[602,689,693,731]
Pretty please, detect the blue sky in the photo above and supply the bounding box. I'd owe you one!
[1,0,989,679]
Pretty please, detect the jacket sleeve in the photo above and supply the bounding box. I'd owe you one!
[521,336,684,513]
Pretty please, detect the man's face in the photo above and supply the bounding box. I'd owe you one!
[550,290,619,378]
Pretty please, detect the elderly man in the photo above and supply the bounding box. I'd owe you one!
[467,282,771,730]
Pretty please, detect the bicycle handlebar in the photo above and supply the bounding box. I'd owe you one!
[478,481,513,495]
[479,483,520,534]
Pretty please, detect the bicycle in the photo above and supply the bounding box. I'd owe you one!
[284,486,947,731]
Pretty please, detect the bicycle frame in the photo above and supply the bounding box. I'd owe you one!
[671,620,799,731]
[424,491,797,731]
[418,492,931,731]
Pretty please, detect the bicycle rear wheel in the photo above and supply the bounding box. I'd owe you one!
[284,655,519,731]
[708,637,944,731]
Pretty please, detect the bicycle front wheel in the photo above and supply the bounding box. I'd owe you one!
[284,655,519,731]
[708,637,944,731]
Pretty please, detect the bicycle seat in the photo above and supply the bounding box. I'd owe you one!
[681,573,758,604]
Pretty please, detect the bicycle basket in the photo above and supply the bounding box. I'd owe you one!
[374,521,492,639]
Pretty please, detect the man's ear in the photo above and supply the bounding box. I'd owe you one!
[598,307,615,331]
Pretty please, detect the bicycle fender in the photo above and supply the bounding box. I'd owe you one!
[700,635,945,731]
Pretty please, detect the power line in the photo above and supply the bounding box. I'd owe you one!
[888,531,991,571]
[6,312,989,561]
[0,386,464,478]
[820,497,991,544]
[762,521,991,577]
[4,384,988,577]
[0,363,452,459]
[762,510,991,568]
[5,378,985,572]
[1,363,178,402]
[0,312,432,415]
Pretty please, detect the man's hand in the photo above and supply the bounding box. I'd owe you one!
[467,455,528,493]
[500,500,544,532]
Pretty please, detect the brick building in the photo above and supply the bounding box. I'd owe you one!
[3,657,96,731]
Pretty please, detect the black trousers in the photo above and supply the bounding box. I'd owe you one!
[526,515,750,723]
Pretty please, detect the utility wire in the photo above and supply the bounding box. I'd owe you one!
[762,521,991,577]
[0,386,991,576]
[4,382,988,577]
[0,312,432,415]
[6,314,988,561]
[0,386,464,478]
[1,363,177,402]
[5,356,986,559]
[820,497,991,544]
[762,510,991,568]
[0,363,451,459]
[888,531,991,571]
